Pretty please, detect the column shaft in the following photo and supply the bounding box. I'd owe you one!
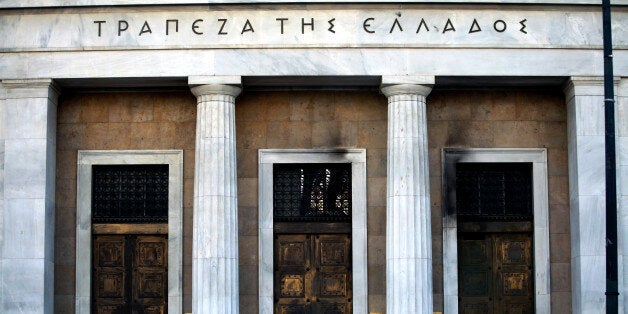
[564,77,607,314]
[382,84,433,314]
[0,79,58,314]
[191,84,241,314]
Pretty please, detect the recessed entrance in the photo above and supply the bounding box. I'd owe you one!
[272,163,353,314]
[76,150,184,314]
[258,149,367,313]
[90,164,170,314]
[454,162,534,314]
[442,148,550,313]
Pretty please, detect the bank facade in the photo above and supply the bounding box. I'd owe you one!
[0,1,627,313]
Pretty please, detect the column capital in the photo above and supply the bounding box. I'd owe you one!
[381,84,433,98]
[190,84,242,98]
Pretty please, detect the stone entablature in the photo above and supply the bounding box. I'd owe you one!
[1,7,626,52]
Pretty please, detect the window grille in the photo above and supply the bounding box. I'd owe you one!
[273,163,351,222]
[92,164,169,223]
[456,163,532,221]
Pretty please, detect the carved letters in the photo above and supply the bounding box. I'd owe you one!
[93,15,529,38]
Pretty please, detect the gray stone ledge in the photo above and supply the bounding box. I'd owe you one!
[0,0,626,9]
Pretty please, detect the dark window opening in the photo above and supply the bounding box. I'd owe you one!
[456,163,532,222]
[273,163,351,222]
[92,164,169,223]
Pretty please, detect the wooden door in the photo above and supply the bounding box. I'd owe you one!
[274,234,352,314]
[458,233,533,314]
[93,234,168,314]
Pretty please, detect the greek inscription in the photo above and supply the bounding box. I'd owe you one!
[416,18,429,33]
[192,19,203,35]
[277,18,288,34]
[218,18,228,35]
[94,20,106,37]
[469,19,481,33]
[390,18,403,33]
[118,20,128,36]
[302,18,314,34]
[519,19,527,34]
[92,14,530,40]
[328,18,336,33]
[166,19,179,35]
[443,18,456,33]
[363,18,375,34]
[241,19,254,34]
[139,21,152,35]
[493,20,507,32]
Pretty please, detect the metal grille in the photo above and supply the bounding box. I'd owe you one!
[456,163,532,221]
[92,164,169,223]
[273,163,351,222]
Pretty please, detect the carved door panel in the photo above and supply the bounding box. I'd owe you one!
[275,234,352,314]
[93,234,168,314]
[458,233,533,314]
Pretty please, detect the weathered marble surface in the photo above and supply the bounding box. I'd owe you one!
[0,79,57,314]
[0,7,625,52]
[0,49,625,81]
[565,77,608,314]
[618,78,628,313]
[0,0,625,9]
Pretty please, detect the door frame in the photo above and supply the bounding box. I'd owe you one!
[75,150,183,314]
[442,148,550,313]
[258,149,367,314]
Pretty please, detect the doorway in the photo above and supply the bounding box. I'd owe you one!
[75,150,183,313]
[258,149,368,313]
[272,163,353,314]
[442,148,550,313]
[454,162,534,314]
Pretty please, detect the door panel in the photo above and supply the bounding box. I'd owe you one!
[275,234,351,314]
[459,233,533,314]
[93,234,167,314]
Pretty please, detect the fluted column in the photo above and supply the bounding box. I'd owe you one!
[190,82,241,314]
[382,82,433,314]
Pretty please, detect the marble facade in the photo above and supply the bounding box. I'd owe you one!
[0,1,627,313]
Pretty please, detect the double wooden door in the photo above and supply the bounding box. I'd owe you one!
[92,234,168,314]
[274,233,352,314]
[458,232,534,314]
